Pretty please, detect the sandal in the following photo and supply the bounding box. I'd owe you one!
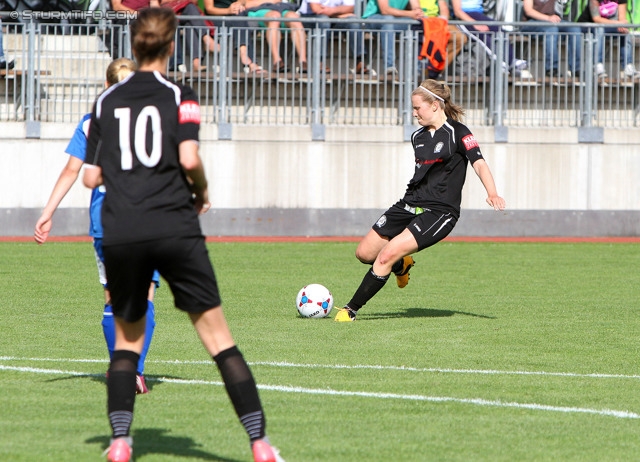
[272,60,286,73]
[244,63,268,76]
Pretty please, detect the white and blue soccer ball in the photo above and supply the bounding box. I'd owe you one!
[296,284,334,318]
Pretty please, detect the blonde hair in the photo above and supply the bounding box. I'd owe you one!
[106,58,137,86]
[412,79,465,122]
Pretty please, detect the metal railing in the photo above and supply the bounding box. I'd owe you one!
[1,14,639,131]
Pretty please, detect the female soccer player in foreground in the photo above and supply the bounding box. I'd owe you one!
[34,58,157,394]
[83,8,284,462]
[335,79,506,322]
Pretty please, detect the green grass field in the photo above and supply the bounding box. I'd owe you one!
[1,240,639,461]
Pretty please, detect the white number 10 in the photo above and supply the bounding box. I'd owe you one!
[115,106,163,170]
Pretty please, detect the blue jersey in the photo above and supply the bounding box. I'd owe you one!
[65,113,104,238]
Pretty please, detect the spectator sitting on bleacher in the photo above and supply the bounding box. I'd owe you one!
[418,0,467,78]
[297,0,374,75]
[521,0,582,80]
[203,0,268,75]
[244,0,309,73]
[577,0,640,79]
[361,0,424,76]
[451,0,533,78]
[161,0,219,71]
[0,19,14,70]
[109,0,215,71]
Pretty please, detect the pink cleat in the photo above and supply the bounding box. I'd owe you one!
[136,375,148,394]
[105,437,132,462]
[252,439,285,462]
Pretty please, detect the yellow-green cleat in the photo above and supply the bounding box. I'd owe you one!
[395,256,415,288]
[334,307,357,322]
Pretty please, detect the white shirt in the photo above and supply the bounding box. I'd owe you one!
[298,0,355,15]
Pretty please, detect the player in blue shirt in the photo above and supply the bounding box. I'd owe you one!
[34,58,157,394]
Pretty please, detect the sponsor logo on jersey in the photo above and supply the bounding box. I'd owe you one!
[375,215,387,228]
[179,101,201,124]
[462,134,478,151]
[416,157,443,167]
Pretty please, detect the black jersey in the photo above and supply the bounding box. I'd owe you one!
[404,119,483,218]
[85,71,202,246]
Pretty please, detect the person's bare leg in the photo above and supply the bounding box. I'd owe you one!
[189,307,235,356]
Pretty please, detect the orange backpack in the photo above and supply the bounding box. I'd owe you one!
[418,17,450,73]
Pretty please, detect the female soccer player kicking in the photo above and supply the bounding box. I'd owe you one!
[335,79,506,322]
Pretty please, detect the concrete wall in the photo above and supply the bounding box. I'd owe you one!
[2,122,640,237]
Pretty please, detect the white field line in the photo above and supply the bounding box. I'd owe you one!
[1,356,640,381]
[0,361,639,420]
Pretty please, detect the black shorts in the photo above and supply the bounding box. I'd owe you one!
[373,201,457,251]
[103,236,221,322]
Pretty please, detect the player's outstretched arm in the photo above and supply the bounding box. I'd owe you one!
[34,156,84,244]
[472,158,506,211]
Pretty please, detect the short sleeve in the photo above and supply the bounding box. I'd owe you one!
[65,114,91,161]
[458,127,484,164]
[177,85,200,144]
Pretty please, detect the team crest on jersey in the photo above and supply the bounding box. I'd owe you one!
[179,101,201,124]
[434,142,444,154]
[375,215,387,228]
[461,134,478,151]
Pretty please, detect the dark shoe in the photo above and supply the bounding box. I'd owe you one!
[545,69,558,77]
[299,61,308,73]
[572,70,580,79]
[272,60,286,73]
[0,59,14,70]
[355,61,369,74]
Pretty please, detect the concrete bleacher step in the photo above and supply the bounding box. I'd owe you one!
[5,32,112,102]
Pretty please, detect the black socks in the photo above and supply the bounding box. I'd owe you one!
[107,350,140,438]
[214,346,265,442]
[347,268,390,311]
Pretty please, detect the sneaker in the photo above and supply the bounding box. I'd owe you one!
[622,63,640,78]
[595,62,607,79]
[545,69,558,77]
[334,307,357,322]
[136,374,148,394]
[352,61,376,77]
[513,61,533,79]
[513,59,528,69]
[395,255,415,288]
[386,66,398,75]
[252,439,285,462]
[103,437,133,462]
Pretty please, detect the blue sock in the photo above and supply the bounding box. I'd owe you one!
[138,300,156,376]
[102,304,115,360]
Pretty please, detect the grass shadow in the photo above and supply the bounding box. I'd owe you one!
[86,428,244,461]
[364,307,496,320]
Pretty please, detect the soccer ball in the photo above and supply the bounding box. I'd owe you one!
[296,284,334,318]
